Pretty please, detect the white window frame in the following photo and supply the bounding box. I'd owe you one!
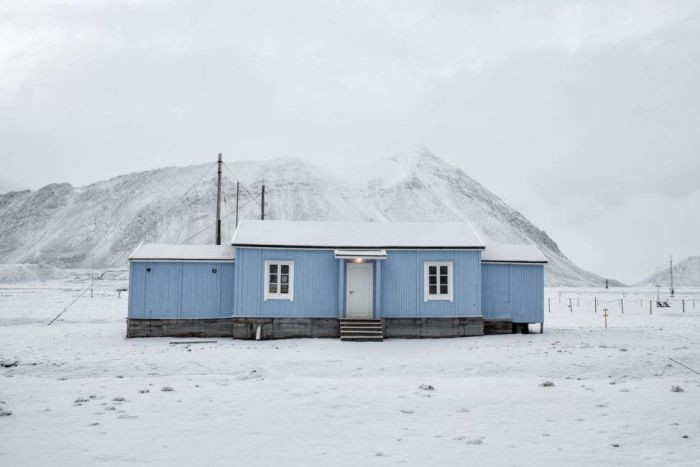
[424,261,453,302]
[264,260,294,301]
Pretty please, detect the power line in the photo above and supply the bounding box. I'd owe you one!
[178,193,261,245]
[47,162,218,325]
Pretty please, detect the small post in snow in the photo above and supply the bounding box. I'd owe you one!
[603,308,608,329]
[594,297,597,313]
[621,298,624,314]
[569,298,572,312]
[548,298,551,313]
[650,300,652,315]
[682,299,685,314]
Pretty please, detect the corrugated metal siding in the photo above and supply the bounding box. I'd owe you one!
[481,263,544,323]
[379,250,481,317]
[233,248,339,317]
[128,261,234,319]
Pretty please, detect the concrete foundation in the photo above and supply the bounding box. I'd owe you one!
[127,316,522,339]
[126,318,234,338]
[382,317,483,338]
[232,317,340,339]
[126,317,340,339]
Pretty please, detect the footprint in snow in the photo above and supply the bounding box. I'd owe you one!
[400,409,414,414]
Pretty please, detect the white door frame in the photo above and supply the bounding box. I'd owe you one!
[345,262,374,319]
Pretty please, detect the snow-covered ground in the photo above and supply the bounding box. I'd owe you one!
[1,278,699,466]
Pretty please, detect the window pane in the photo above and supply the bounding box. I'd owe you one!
[429,285,437,295]
[281,274,288,284]
[269,283,277,293]
[429,275,436,285]
[269,274,277,285]
[440,285,448,294]
[440,274,448,285]
[281,264,289,274]
[440,265,448,275]
[269,264,278,273]
[428,266,437,275]
[280,284,289,294]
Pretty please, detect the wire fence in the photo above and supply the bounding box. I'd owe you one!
[544,289,698,317]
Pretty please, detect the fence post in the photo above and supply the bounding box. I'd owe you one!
[548,298,551,313]
[621,298,624,314]
[682,299,685,314]
[594,297,597,313]
[603,308,608,329]
[650,300,652,315]
[569,298,572,312]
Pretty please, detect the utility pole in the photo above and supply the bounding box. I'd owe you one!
[670,255,675,297]
[261,182,265,220]
[235,181,240,227]
[215,153,222,245]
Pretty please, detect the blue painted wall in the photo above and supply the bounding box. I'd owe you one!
[481,263,544,323]
[379,250,482,317]
[233,248,339,317]
[128,261,235,319]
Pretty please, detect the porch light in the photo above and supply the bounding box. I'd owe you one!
[353,258,364,263]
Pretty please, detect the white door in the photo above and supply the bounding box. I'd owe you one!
[346,262,374,319]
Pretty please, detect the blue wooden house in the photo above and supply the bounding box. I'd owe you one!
[127,220,546,340]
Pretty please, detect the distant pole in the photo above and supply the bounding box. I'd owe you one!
[682,299,685,314]
[670,256,675,297]
[235,181,240,227]
[569,298,572,312]
[594,297,597,314]
[548,298,551,313]
[215,153,222,245]
[261,183,266,220]
[650,300,652,315]
[605,279,609,289]
[621,298,624,314]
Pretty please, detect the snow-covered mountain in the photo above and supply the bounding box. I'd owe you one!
[0,149,610,286]
[638,256,700,287]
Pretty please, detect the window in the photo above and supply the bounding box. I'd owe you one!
[424,261,453,302]
[264,260,294,301]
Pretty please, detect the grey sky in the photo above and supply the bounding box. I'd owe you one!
[1,0,699,283]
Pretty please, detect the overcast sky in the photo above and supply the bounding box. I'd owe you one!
[1,0,699,283]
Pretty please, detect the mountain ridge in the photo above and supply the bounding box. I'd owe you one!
[638,256,700,287]
[0,149,611,286]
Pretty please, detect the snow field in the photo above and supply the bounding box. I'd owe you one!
[0,280,699,465]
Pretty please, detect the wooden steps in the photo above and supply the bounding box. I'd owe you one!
[340,319,384,342]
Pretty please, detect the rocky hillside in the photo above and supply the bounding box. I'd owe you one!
[0,149,610,286]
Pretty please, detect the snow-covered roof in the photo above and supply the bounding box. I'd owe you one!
[481,244,547,264]
[128,243,235,261]
[232,220,484,249]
